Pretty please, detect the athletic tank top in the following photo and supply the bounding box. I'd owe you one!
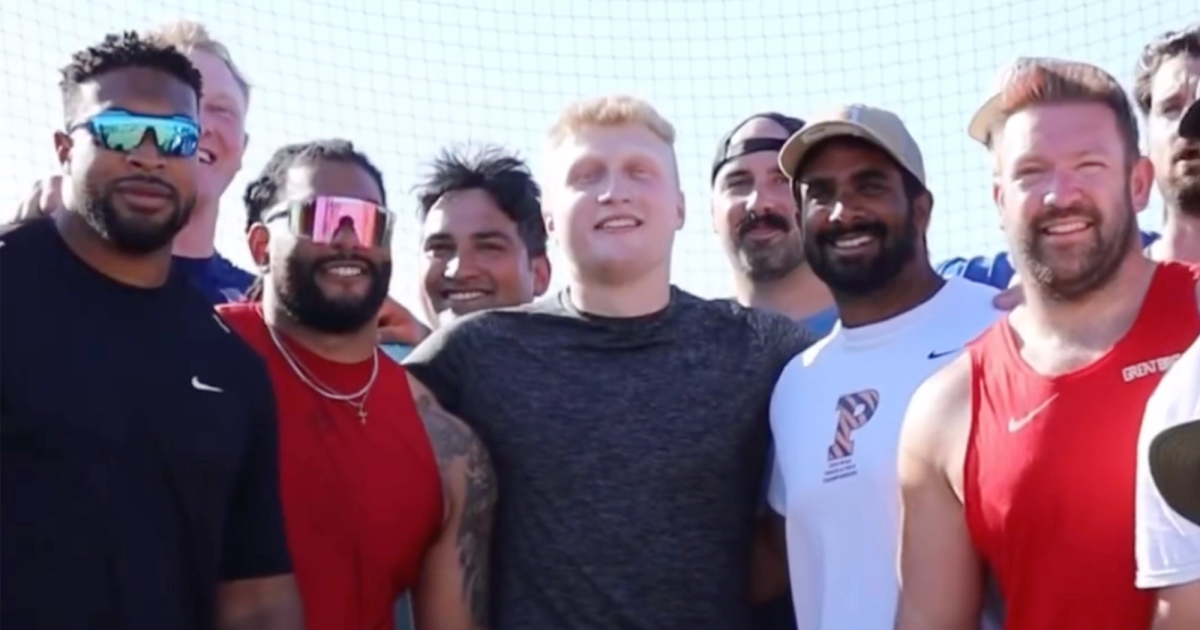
[963,262,1200,630]
[217,304,443,630]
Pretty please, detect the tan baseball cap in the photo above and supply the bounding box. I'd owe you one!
[778,103,926,186]
[967,57,1124,146]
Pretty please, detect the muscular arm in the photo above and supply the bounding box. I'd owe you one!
[895,355,984,630]
[1154,581,1200,630]
[751,512,789,603]
[408,374,498,630]
[216,577,304,630]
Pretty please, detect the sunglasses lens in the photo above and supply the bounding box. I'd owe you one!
[90,113,200,157]
[293,196,393,248]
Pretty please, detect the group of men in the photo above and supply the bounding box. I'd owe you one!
[1,17,1199,630]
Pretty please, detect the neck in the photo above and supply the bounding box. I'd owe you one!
[172,202,218,259]
[55,211,173,288]
[568,265,671,318]
[1149,209,1200,264]
[261,287,379,363]
[1015,249,1156,346]
[734,265,834,321]
[835,263,944,328]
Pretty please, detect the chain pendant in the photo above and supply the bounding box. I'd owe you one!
[354,401,368,424]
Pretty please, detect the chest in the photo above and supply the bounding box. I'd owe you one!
[970,352,1185,545]
[1,286,251,490]
[463,342,775,496]
[773,354,948,501]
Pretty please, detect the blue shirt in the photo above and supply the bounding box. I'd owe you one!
[173,254,255,304]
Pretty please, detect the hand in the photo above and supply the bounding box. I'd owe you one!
[992,283,1024,311]
[378,297,430,345]
[15,176,64,221]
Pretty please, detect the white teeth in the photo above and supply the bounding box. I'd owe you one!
[833,234,874,248]
[198,149,215,165]
[1044,221,1088,235]
[446,291,486,302]
[326,266,363,277]
[599,218,638,229]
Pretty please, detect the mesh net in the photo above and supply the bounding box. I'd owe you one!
[0,0,1192,302]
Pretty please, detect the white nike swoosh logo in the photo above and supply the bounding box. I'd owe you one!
[191,377,223,393]
[1008,393,1059,432]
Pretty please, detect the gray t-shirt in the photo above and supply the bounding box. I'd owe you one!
[404,287,816,630]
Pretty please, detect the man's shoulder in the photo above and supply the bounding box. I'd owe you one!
[0,217,56,257]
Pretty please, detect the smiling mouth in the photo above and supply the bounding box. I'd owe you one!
[826,231,880,252]
[321,261,369,278]
[595,216,642,231]
[198,149,216,165]
[443,290,491,303]
[1039,220,1092,236]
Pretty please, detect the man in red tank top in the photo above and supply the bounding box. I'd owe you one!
[894,57,1200,630]
[216,139,497,630]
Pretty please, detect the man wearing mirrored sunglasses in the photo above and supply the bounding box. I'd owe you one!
[217,139,495,630]
[0,32,302,630]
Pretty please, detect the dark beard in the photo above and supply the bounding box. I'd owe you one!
[278,255,392,334]
[1173,178,1200,218]
[81,190,193,255]
[805,210,919,296]
[736,211,806,282]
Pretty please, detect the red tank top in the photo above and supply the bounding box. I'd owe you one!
[964,262,1200,630]
[217,304,443,630]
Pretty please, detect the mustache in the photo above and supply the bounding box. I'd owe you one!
[816,221,887,244]
[1172,140,1200,163]
[737,210,792,238]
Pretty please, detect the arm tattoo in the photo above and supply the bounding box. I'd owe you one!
[416,393,497,627]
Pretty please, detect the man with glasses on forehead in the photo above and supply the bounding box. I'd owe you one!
[217,139,496,630]
[0,32,302,630]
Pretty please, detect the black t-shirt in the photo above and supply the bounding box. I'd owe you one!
[0,219,292,630]
[404,287,815,630]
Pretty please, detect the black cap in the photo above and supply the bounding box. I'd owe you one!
[1181,98,1200,140]
[1150,418,1200,527]
[711,112,805,184]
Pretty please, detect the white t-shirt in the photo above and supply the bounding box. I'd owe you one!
[768,278,1000,630]
[1135,335,1200,589]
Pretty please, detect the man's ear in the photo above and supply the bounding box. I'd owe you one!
[247,223,270,270]
[54,131,73,170]
[531,255,552,296]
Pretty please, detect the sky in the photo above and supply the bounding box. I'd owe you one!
[0,0,1193,307]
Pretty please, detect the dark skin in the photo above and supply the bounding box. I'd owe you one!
[794,139,944,328]
[419,187,550,328]
[246,159,497,630]
[52,67,199,288]
[52,67,305,630]
[751,140,946,602]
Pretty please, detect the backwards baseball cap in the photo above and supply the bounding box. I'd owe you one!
[778,103,926,186]
[1149,418,1200,527]
[711,112,805,184]
[967,57,1126,146]
[1181,83,1200,140]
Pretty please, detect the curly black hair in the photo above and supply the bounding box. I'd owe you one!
[242,139,387,231]
[414,143,547,257]
[59,31,203,125]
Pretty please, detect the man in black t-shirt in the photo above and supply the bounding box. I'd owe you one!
[0,32,301,630]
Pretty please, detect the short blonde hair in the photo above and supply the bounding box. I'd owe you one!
[546,94,676,149]
[143,19,250,102]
